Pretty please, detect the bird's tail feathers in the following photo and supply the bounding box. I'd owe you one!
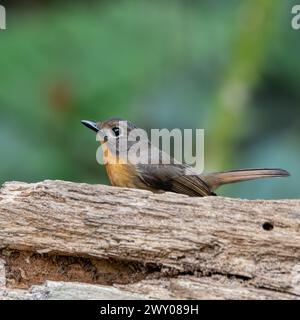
[202,168,290,191]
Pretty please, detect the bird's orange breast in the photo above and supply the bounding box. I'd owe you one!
[101,144,158,191]
[105,163,137,187]
[102,144,138,188]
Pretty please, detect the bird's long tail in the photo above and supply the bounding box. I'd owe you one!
[202,168,290,191]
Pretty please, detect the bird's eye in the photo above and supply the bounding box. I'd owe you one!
[111,127,120,137]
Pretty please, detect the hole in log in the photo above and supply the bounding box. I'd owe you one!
[0,249,160,289]
[262,222,274,231]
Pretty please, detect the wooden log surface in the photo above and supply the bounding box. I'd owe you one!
[0,180,300,299]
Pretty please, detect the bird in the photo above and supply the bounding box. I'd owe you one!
[81,118,290,197]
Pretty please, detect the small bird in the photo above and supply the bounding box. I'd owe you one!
[81,118,290,197]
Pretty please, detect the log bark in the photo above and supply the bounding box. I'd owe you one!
[0,180,300,299]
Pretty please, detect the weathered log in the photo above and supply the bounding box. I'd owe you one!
[0,180,300,299]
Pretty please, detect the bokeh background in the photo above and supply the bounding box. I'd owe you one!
[0,0,299,199]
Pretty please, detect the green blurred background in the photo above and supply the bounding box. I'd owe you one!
[0,0,299,199]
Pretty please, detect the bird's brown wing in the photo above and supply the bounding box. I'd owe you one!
[136,164,213,197]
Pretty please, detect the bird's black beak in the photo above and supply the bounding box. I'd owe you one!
[81,120,99,133]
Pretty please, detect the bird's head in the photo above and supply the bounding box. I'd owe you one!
[81,118,142,159]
